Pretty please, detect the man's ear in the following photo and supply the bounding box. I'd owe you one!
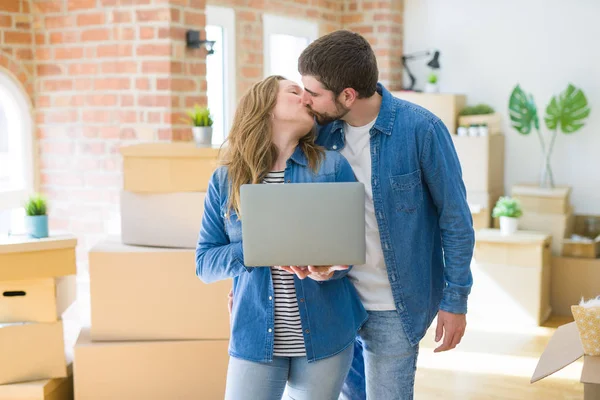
[339,88,358,107]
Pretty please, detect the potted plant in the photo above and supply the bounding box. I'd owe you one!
[492,196,522,235]
[185,105,213,147]
[24,194,48,239]
[458,104,501,135]
[508,83,590,188]
[424,71,439,93]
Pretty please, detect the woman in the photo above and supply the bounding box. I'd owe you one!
[195,75,367,400]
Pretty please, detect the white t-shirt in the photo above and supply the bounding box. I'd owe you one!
[341,118,396,311]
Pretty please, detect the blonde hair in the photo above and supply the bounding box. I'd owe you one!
[220,75,324,218]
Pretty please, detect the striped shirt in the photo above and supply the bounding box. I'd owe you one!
[263,170,306,357]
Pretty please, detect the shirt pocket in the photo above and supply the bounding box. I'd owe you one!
[389,169,423,213]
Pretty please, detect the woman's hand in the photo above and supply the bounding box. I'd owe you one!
[277,266,311,279]
[277,265,349,281]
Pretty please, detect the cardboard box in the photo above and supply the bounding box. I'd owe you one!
[391,92,466,134]
[512,184,571,214]
[0,367,73,400]
[458,113,502,135]
[0,276,76,323]
[89,239,231,341]
[121,143,220,193]
[474,229,552,325]
[563,215,600,258]
[0,235,77,282]
[551,257,600,317]
[513,209,575,256]
[120,191,205,249]
[468,190,502,230]
[0,321,67,385]
[74,329,228,400]
[452,134,505,193]
[532,322,600,399]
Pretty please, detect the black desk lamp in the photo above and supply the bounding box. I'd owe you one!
[402,50,440,91]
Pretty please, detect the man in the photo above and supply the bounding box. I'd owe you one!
[297,30,474,399]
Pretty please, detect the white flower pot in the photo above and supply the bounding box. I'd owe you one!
[424,83,439,93]
[192,127,213,147]
[499,216,519,235]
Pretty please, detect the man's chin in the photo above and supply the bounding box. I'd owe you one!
[314,114,337,126]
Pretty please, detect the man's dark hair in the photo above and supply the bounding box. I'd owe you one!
[298,30,378,99]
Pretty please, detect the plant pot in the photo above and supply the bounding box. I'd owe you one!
[192,127,213,147]
[499,216,519,236]
[24,215,49,239]
[423,83,439,93]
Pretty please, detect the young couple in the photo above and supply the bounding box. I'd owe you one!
[196,30,475,400]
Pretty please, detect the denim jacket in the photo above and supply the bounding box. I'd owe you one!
[316,84,475,346]
[196,147,368,363]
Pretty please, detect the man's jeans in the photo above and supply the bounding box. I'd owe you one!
[341,311,420,400]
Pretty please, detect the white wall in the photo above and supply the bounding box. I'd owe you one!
[404,0,600,213]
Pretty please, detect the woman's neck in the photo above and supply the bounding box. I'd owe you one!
[271,134,299,171]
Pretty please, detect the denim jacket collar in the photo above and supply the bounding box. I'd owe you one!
[288,145,308,167]
[328,83,398,138]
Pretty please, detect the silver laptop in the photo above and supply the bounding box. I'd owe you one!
[240,182,366,267]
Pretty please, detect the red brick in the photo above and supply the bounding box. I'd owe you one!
[69,63,98,75]
[0,1,19,12]
[119,128,137,139]
[184,11,204,26]
[45,15,75,30]
[81,28,111,42]
[142,60,169,74]
[138,95,171,108]
[40,109,79,124]
[4,31,32,45]
[97,44,133,57]
[148,112,162,123]
[119,111,137,123]
[170,9,180,23]
[113,10,132,23]
[33,1,63,13]
[98,127,119,139]
[37,96,52,108]
[83,110,113,123]
[16,21,30,29]
[0,15,11,28]
[37,64,63,76]
[170,61,183,74]
[79,143,107,156]
[55,47,84,60]
[121,95,135,107]
[77,12,105,26]
[114,27,136,41]
[139,27,155,40]
[186,62,206,76]
[74,79,93,90]
[240,67,261,78]
[67,0,96,11]
[15,48,33,60]
[341,14,363,24]
[136,78,150,90]
[94,78,131,90]
[86,95,118,106]
[102,61,137,74]
[237,11,257,22]
[136,8,170,22]
[136,43,171,57]
[35,33,46,45]
[42,80,73,91]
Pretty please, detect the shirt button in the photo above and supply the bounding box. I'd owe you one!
[299,298,304,303]
[269,296,272,300]
[332,145,337,150]
[268,328,272,333]
[287,180,291,183]
[305,329,310,334]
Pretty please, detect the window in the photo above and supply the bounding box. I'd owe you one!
[0,71,33,231]
[263,15,318,85]
[206,6,236,145]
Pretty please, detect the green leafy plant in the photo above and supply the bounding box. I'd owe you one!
[492,196,522,219]
[459,104,495,116]
[427,72,438,84]
[184,105,213,127]
[508,83,590,188]
[24,194,47,216]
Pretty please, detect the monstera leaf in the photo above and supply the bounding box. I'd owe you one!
[508,85,539,135]
[545,84,590,134]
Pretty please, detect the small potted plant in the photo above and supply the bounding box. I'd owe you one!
[492,196,522,235]
[24,194,48,239]
[458,104,501,135]
[185,105,213,147]
[424,71,439,93]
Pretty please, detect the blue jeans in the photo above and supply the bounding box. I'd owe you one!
[340,311,420,400]
[225,345,353,400]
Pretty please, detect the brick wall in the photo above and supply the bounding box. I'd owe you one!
[32,0,208,271]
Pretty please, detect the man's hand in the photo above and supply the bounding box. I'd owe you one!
[277,266,311,279]
[277,265,349,281]
[434,310,466,353]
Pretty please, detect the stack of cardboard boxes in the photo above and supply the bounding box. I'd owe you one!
[0,235,77,399]
[73,143,232,399]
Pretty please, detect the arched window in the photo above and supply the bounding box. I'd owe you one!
[0,70,33,234]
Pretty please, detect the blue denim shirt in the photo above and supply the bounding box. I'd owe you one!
[196,148,368,363]
[316,84,474,346]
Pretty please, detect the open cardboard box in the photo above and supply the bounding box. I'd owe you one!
[532,305,600,399]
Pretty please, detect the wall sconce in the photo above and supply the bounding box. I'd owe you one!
[186,30,216,55]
